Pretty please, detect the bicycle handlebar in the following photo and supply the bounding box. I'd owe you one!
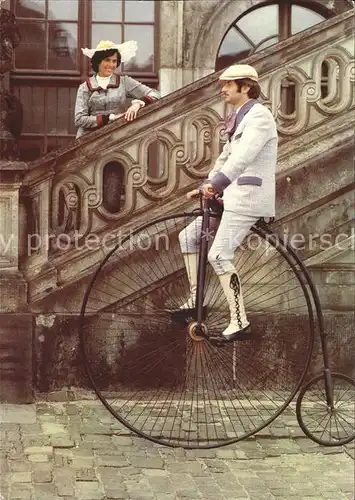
[199,191,223,211]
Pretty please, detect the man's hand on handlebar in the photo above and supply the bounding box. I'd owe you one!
[186,188,200,199]
[186,183,217,200]
[200,183,216,199]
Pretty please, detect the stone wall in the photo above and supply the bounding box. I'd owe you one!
[31,311,355,394]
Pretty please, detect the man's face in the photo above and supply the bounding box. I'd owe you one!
[220,80,249,106]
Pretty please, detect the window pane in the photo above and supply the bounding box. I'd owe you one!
[292,6,326,35]
[15,21,46,69]
[255,35,279,52]
[91,24,122,48]
[68,87,78,135]
[216,28,252,70]
[219,28,252,58]
[237,5,278,44]
[47,86,74,134]
[15,86,44,133]
[15,0,45,18]
[48,0,79,21]
[32,86,46,133]
[124,25,154,72]
[92,0,122,22]
[48,23,78,70]
[125,0,154,23]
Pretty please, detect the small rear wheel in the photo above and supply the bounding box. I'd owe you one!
[296,372,355,446]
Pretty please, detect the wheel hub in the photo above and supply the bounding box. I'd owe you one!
[187,321,207,341]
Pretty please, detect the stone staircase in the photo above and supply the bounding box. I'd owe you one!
[0,10,354,401]
[19,11,354,306]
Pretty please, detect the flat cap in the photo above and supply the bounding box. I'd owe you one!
[219,64,258,82]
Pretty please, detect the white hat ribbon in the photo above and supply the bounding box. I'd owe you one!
[81,40,137,63]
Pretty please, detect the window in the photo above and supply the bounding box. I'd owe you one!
[216,2,330,70]
[14,0,79,71]
[11,0,158,159]
[13,0,157,75]
[91,0,156,73]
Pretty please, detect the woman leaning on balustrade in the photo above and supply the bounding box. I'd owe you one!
[74,40,160,138]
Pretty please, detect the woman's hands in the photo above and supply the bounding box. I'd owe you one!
[109,113,124,122]
[124,102,141,121]
[109,100,146,124]
[125,101,143,122]
[108,106,140,123]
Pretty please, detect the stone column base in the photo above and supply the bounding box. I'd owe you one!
[0,312,33,403]
[0,273,33,403]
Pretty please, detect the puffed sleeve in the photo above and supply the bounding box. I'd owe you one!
[123,75,160,105]
[74,83,109,130]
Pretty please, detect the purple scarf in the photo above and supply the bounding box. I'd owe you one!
[224,99,258,140]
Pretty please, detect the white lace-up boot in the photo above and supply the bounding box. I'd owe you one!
[210,271,250,343]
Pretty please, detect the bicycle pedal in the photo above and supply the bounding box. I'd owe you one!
[169,306,207,324]
[233,330,250,341]
[208,329,251,345]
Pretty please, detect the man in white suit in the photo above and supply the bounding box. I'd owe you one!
[178,64,278,343]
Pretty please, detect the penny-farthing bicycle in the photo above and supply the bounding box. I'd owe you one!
[79,196,355,449]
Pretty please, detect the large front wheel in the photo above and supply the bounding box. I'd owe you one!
[79,213,315,448]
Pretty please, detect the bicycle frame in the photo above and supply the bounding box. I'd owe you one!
[257,222,334,407]
[193,197,223,337]
[194,195,335,406]
[195,198,210,330]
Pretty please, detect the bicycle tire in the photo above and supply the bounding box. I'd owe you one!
[79,211,315,448]
[296,372,355,446]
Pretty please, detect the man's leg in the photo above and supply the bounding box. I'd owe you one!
[177,217,202,309]
[208,211,259,342]
[178,216,218,309]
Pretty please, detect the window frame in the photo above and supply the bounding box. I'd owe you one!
[12,0,83,75]
[215,0,333,71]
[11,0,160,82]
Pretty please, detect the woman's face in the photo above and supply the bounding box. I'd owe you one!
[98,53,118,77]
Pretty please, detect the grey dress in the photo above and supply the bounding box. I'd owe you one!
[74,73,160,138]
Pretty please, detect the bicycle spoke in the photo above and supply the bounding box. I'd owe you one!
[81,213,316,448]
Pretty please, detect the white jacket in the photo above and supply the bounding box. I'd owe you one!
[209,102,278,217]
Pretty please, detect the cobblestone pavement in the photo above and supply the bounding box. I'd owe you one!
[0,396,354,500]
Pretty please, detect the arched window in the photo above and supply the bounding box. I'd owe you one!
[216,2,331,71]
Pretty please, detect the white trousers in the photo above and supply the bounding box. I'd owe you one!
[178,211,259,276]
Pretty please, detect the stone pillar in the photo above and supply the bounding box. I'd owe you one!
[158,0,221,95]
[159,0,185,96]
[22,172,58,302]
[0,4,22,160]
[0,162,33,403]
[0,7,33,402]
